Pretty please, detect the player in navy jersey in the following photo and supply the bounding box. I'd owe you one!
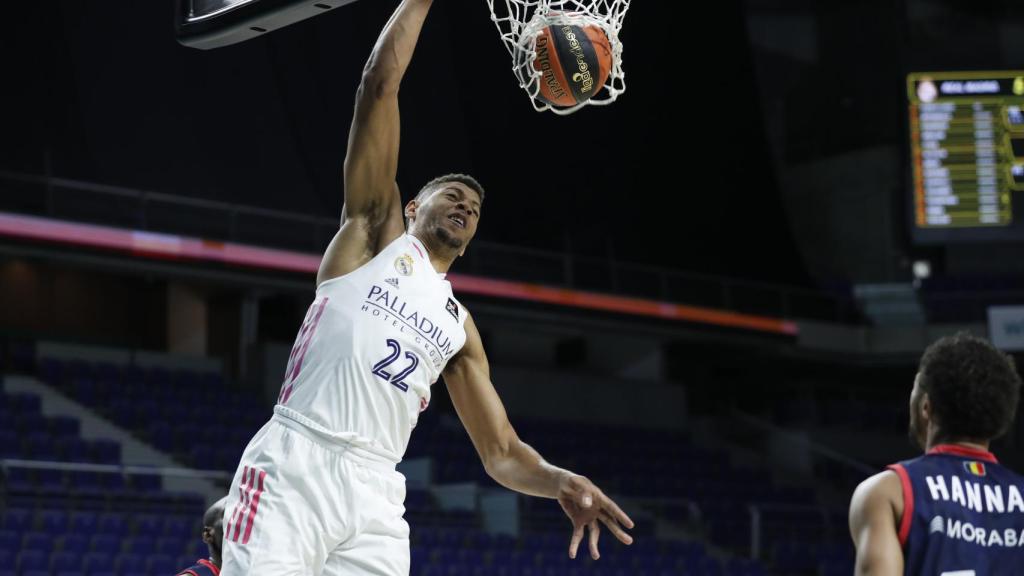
[850,332,1023,575]
[177,496,229,576]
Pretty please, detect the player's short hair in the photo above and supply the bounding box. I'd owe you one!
[414,174,485,204]
[918,332,1022,442]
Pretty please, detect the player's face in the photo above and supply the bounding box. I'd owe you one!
[419,183,481,251]
[908,373,928,450]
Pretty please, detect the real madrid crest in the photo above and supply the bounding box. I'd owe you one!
[394,254,414,276]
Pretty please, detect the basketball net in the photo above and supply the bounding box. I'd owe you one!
[485,0,629,115]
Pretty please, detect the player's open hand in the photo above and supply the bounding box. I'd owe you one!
[557,474,634,560]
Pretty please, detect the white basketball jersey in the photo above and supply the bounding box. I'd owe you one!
[275,234,467,463]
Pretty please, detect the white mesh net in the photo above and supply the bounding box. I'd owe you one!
[485,0,629,115]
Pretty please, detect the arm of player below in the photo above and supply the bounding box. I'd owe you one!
[442,312,635,559]
[849,470,905,576]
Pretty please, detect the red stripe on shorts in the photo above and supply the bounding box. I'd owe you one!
[241,469,267,544]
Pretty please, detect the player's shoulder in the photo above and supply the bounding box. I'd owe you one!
[851,469,903,515]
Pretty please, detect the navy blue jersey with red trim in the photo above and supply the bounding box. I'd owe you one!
[176,558,220,576]
[888,444,1024,575]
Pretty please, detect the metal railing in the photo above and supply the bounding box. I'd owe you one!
[0,170,857,323]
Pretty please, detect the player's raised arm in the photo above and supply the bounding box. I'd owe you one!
[318,0,434,286]
[849,471,904,576]
[443,312,635,560]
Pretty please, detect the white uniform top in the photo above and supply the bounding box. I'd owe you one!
[274,234,468,464]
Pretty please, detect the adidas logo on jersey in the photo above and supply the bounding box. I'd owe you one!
[385,278,400,288]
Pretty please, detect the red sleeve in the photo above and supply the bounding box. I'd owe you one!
[886,464,914,547]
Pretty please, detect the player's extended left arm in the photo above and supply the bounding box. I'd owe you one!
[443,313,634,559]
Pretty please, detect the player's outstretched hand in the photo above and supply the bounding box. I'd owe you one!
[557,474,634,560]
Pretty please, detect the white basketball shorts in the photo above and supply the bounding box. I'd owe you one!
[219,414,410,576]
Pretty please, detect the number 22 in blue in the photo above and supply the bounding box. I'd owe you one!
[372,339,419,392]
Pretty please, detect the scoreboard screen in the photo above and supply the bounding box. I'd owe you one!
[908,71,1024,244]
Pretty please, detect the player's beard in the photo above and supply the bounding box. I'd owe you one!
[434,222,465,251]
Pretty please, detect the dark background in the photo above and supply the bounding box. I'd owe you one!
[4,0,1024,290]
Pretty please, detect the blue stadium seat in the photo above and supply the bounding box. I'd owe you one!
[0,431,18,458]
[1,509,33,532]
[56,437,89,463]
[175,555,197,573]
[164,517,194,540]
[97,514,126,537]
[49,416,80,438]
[50,551,81,572]
[135,514,162,537]
[102,473,127,493]
[17,550,48,572]
[0,532,18,556]
[146,553,177,574]
[39,509,68,534]
[114,553,145,575]
[130,474,162,493]
[59,534,89,556]
[155,536,187,556]
[91,440,121,464]
[89,534,120,556]
[22,532,52,553]
[37,468,65,491]
[69,471,103,494]
[68,512,98,535]
[23,570,51,576]
[82,552,112,574]
[9,393,42,414]
[24,433,57,459]
[125,536,155,556]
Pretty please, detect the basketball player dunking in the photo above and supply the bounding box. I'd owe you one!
[219,1,634,574]
[850,333,1024,575]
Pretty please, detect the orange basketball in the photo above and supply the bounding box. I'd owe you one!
[530,24,613,108]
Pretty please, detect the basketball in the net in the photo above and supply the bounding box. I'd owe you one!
[529,23,613,108]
